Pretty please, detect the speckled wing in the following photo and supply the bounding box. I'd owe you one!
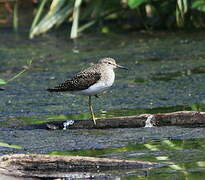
[47,72,101,92]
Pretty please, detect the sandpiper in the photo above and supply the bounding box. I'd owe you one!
[47,57,127,125]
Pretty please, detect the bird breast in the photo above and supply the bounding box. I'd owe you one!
[79,68,115,96]
[101,68,115,87]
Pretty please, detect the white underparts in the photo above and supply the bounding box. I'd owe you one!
[79,81,112,95]
[75,66,115,96]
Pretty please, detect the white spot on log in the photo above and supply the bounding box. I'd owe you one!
[63,120,75,130]
[145,115,156,128]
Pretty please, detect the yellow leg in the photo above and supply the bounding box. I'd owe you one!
[89,96,96,125]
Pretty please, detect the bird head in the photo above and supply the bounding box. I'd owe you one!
[99,57,128,70]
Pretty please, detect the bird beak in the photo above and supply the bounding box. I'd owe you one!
[116,64,128,70]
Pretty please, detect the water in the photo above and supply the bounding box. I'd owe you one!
[49,138,205,179]
[1,29,205,179]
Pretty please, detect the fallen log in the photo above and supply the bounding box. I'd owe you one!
[21,111,205,130]
[0,154,160,178]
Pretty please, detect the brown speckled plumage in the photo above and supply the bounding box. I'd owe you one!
[47,57,127,125]
[47,71,101,92]
[47,58,115,92]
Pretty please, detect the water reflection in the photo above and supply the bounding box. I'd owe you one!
[49,138,205,180]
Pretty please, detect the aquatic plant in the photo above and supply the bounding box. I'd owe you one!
[0,79,6,85]
[0,60,32,88]
[0,0,205,38]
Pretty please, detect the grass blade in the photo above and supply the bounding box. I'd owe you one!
[78,20,96,33]
[30,0,49,31]
[176,0,188,27]
[13,0,18,32]
[30,1,72,38]
[7,60,32,83]
[0,142,22,149]
[70,0,82,39]
[48,0,66,16]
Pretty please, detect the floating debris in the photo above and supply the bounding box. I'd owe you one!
[63,120,75,130]
[145,115,156,128]
[46,123,59,130]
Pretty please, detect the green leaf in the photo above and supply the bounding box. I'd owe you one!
[0,79,6,85]
[0,142,22,149]
[192,1,205,12]
[128,0,147,9]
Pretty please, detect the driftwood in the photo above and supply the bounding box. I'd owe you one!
[0,154,160,178]
[22,111,205,130]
